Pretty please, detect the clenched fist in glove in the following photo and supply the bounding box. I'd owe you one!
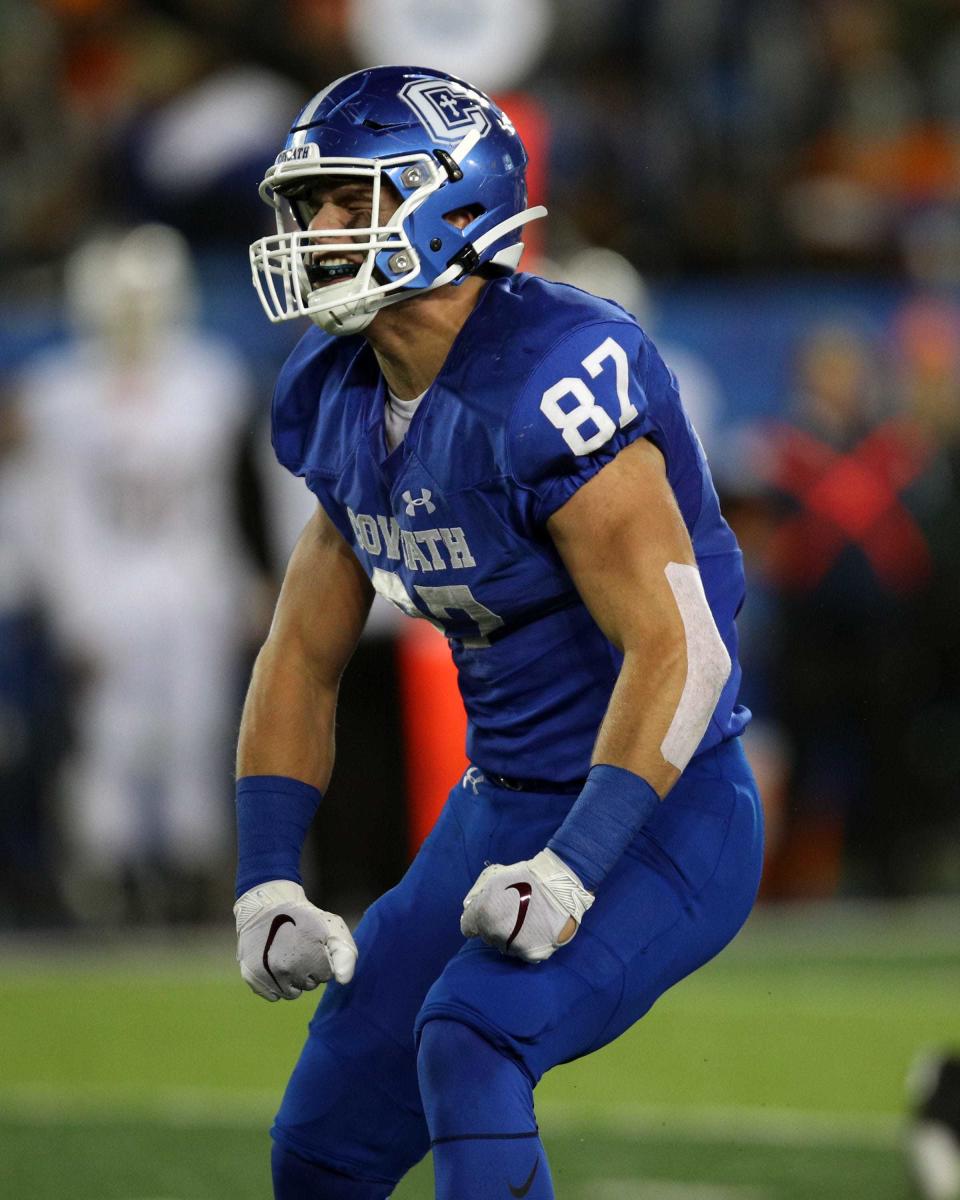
[460,848,594,963]
[234,879,358,1000]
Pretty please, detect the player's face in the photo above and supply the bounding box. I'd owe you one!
[295,177,402,289]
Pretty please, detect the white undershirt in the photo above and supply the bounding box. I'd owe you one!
[384,387,427,453]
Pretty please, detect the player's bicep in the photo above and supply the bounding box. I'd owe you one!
[268,504,374,685]
[547,436,695,653]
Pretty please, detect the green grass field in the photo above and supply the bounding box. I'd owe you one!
[1,901,957,1198]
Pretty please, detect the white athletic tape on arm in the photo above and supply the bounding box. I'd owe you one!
[659,562,731,771]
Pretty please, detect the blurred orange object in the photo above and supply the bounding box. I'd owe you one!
[396,621,468,856]
[494,91,550,267]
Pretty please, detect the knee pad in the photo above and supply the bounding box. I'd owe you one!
[416,1018,535,1140]
[416,1021,554,1200]
[271,1143,391,1200]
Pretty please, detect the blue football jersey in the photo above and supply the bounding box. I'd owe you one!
[273,273,749,783]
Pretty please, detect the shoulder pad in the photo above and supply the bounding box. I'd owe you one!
[271,327,351,476]
[509,318,668,524]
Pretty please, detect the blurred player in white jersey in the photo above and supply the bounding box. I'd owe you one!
[18,224,257,921]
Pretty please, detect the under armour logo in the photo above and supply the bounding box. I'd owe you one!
[398,79,493,142]
[462,767,485,794]
[402,488,436,516]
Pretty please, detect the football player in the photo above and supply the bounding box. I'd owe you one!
[234,65,764,1199]
[20,224,254,923]
[908,1051,960,1200]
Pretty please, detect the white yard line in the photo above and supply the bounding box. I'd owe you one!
[0,899,957,972]
[0,1083,276,1127]
[538,1100,901,1148]
[0,1082,902,1149]
[588,1182,769,1200]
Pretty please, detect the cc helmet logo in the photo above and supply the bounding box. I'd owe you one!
[398,79,492,141]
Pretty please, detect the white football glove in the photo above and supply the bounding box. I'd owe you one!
[234,879,358,1001]
[460,848,594,963]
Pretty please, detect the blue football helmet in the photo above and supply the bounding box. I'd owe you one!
[249,65,547,335]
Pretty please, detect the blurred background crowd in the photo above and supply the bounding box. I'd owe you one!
[2,0,960,929]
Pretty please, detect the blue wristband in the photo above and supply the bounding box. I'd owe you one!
[547,763,660,892]
[235,775,322,899]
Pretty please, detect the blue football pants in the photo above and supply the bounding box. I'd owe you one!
[271,738,764,1193]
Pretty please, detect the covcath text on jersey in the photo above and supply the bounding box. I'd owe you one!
[347,506,476,572]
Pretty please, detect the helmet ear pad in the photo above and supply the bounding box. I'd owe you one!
[375,161,529,291]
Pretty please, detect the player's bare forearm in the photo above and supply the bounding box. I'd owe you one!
[591,643,685,797]
[236,504,373,789]
[236,641,339,789]
[549,436,722,797]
